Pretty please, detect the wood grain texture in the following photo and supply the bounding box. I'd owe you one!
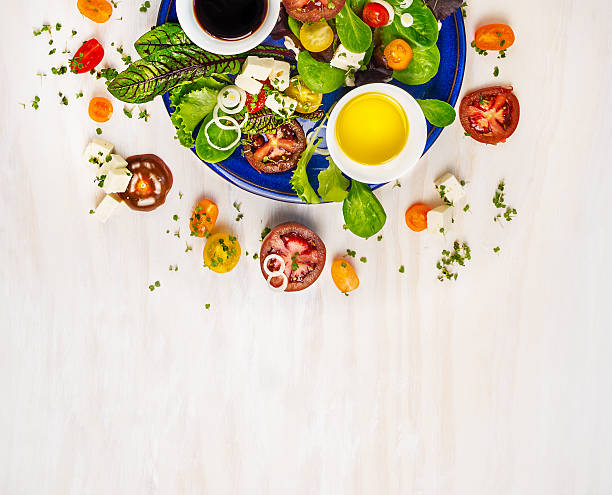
[1,1,611,493]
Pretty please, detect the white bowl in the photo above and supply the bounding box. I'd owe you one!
[176,0,281,55]
[326,83,427,184]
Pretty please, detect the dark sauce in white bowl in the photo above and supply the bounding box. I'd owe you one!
[193,0,268,41]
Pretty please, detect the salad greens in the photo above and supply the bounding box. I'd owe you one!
[385,0,439,48]
[317,158,350,203]
[287,17,302,38]
[416,99,457,127]
[392,44,440,85]
[289,117,329,204]
[342,181,387,238]
[134,23,192,57]
[170,77,227,147]
[108,25,291,104]
[297,52,346,94]
[195,113,240,163]
[242,108,325,136]
[335,3,373,53]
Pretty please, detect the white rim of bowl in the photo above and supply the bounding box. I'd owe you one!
[326,83,428,184]
[176,0,281,55]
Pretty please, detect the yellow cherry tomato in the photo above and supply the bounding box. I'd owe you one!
[203,233,241,274]
[384,39,413,70]
[284,76,323,113]
[77,0,113,23]
[300,21,334,53]
[331,259,359,294]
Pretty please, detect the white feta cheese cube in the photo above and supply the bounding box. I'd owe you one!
[93,194,122,223]
[269,60,291,91]
[241,56,275,81]
[330,44,366,71]
[96,153,129,177]
[102,167,132,194]
[427,205,454,234]
[265,92,298,119]
[235,73,264,95]
[82,138,114,165]
[434,172,465,204]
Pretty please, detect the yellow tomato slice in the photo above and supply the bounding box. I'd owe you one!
[284,76,323,113]
[300,21,334,53]
[203,233,241,273]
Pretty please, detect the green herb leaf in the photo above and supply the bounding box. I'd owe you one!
[383,0,439,48]
[342,181,386,238]
[336,3,373,53]
[391,44,440,85]
[416,98,456,127]
[297,52,345,94]
[317,157,350,202]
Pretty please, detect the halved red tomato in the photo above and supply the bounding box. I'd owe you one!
[243,120,306,174]
[71,39,104,74]
[363,2,390,27]
[459,86,520,145]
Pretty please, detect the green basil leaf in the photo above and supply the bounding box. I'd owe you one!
[416,98,456,127]
[342,181,386,238]
[384,0,439,48]
[317,157,350,202]
[108,45,292,104]
[392,44,440,85]
[297,52,345,94]
[288,17,302,38]
[195,113,240,163]
[336,3,373,53]
[134,23,193,57]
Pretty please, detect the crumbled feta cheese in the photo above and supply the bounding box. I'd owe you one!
[241,56,275,81]
[269,60,291,91]
[265,92,298,119]
[427,205,454,234]
[330,44,366,71]
[93,194,122,223]
[235,73,264,95]
[434,172,465,204]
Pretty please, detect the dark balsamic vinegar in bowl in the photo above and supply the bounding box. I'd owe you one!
[193,0,268,41]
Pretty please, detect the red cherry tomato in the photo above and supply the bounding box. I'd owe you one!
[70,39,104,74]
[245,81,269,113]
[362,2,390,27]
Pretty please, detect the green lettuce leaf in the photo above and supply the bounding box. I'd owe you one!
[134,23,193,57]
[289,116,330,204]
[169,77,227,147]
[342,181,386,238]
[335,3,373,53]
[317,157,350,202]
[416,98,456,127]
[195,113,241,163]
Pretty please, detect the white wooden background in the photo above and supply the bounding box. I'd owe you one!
[2,1,611,493]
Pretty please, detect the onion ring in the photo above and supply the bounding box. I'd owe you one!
[267,273,288,292]
[217,85,246,115]
[204,115,242,151]
[214,105,249,130]
[263,254,286,277]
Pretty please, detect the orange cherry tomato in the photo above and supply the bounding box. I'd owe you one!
[77,0,113,23]
[331,259,359,294]
[474,24,515,51]
[190,199,219,237]
[405,203,431,232]
[88,97,113,123]
[384,39,413,70]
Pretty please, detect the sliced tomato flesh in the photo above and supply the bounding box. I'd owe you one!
[252,134,301,162]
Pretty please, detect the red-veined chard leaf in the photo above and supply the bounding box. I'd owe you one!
[134,23,193,57]
[242,108,325,136]
[107,45,293,104]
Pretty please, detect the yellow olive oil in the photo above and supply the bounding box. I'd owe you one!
[335,93,409,166]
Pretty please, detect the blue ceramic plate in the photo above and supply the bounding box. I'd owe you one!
[157,0,466,203]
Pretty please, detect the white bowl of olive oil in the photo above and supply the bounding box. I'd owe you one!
[326,83,427,184]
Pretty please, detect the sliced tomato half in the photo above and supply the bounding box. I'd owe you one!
[459,86,520,145]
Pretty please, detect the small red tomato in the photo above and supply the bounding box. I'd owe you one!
[245,81,270,113]
[71,39,104,74]
[362,2,390,27]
